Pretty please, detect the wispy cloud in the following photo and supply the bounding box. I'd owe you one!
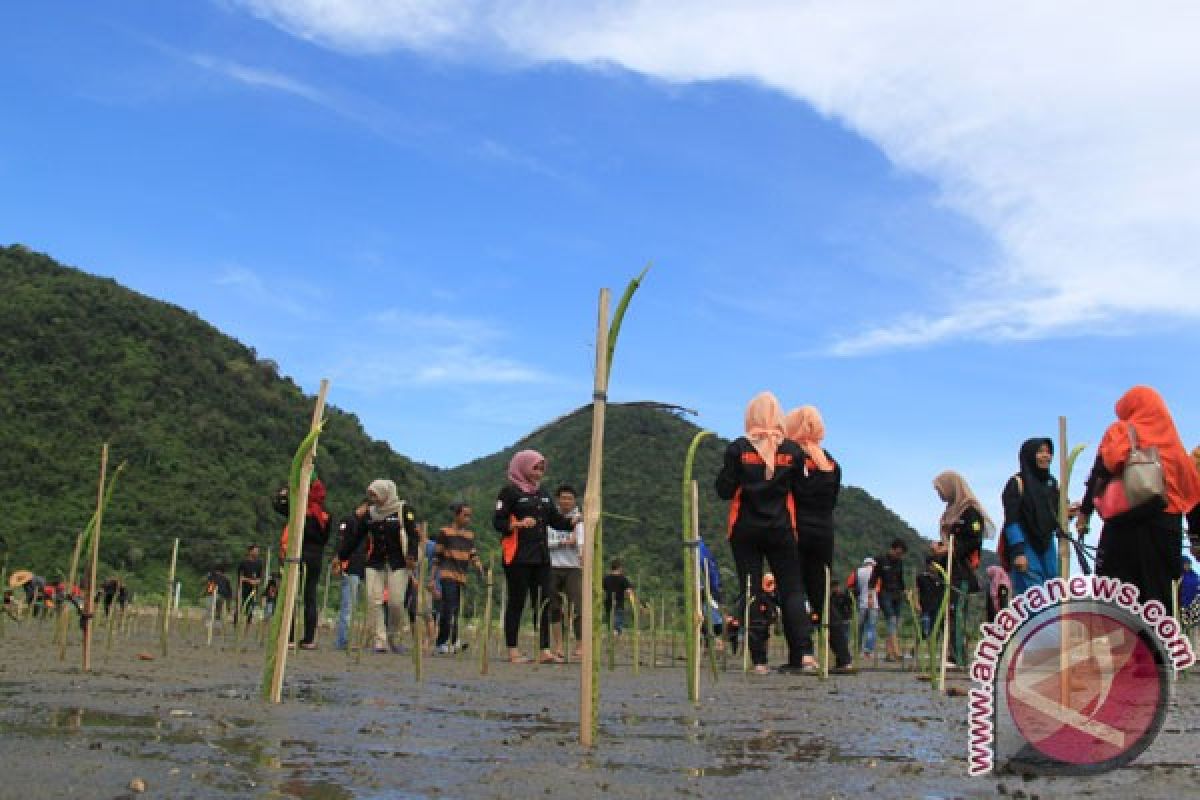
[336,308,552,388]
[215,265,306,315]
[234,0,1200,354]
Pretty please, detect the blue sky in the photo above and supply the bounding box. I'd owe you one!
[4,2,1200,544]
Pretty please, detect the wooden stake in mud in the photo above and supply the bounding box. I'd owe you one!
[264,379,329,704]
[161,538,179,657]
[1057,416,1072,708]
[480,559,494,675]
[742,575,752,675]
[820,565,832,680]
[58,532,84,657]
[937,533,956,692]
[681,435,712,702]
[82,443,109,672]
[579,289,610,748]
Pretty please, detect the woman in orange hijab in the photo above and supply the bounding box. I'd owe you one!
[1078,386,1200,609]
[715,392,811,673]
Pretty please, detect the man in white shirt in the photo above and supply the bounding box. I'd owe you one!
[547,484,584,659]
[854,556,879,658]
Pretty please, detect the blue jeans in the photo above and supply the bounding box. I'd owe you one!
[859,606,878,654]
[436,578,462,647]
[1010,543,1058,595]
[879,591,904,636]
[335,573,360,650]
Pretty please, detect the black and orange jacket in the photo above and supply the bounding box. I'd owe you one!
[492,485,576,567]
[272,491,332,558]
[792,450,841,539]
[715,437,807,538]
[433,526,482,584]
[339,506,420,571]
[335,515,368,579]
[941,507,984,593]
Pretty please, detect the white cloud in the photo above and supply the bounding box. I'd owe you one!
[337,308,553,387]
[234,1,1200,353]
[215,265,306,315]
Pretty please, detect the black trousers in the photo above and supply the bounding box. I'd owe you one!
[730,527,807,667]
[300,552,322,644]
[1097,510,1183,611]
[503,562,552,649]
[796,533,853,667]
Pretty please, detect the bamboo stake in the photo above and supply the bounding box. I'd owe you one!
[631,592,640,676]
[579,288,610,748]
[701,559,720,682]
[480,560,494,675]
[938,534,955,691]
[160,538,178,658]
[689,480,703,697]
[58,532,84,657]
[648,599,657,668]
[413,524,429,682]
[742,575,751,675]
[264,379,329,703]
[681,434,712,702]
[320,559,333,644]
[1058,416,1071,707]
[820,565,831,680]
[82,443,108,672]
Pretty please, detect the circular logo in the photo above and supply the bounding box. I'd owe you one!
[1002,602,1170,774]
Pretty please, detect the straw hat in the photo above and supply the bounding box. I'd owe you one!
[7,570,34,588]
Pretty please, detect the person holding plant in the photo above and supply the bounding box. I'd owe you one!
[715,391,810,673]
[1000,438,1061,594]
[1077,386,1200,609]
[932,471,993,666]
[493,449,580,664]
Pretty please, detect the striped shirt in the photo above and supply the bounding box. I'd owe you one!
[433,526,480,584]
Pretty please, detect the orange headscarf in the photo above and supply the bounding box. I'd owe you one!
[784,405,834,472]
[744,391,787,479]
[1099,386,1200,514]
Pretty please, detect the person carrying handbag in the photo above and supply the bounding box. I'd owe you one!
[1077,386,1200,610]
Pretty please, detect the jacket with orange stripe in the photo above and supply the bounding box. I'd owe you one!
[792,451,841,540]
[492,485,577,567]
[715,438,807,538]
[340,506,420,571]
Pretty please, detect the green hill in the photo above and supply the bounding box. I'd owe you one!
[1,244,928,607]
[0,244,438,594]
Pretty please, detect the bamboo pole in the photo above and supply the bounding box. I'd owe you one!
[742,575,751,675]
[58,532,84,657]
[1058,416,1070,707]
[264,379,329,703]
[320,559,333,643]
[82,444,108,672]
[648,598,657,668]
[160,538,178,658]
[413,523,429,682]
[207,582,218,647]
[820,565,831,680]
[937,534,955,691]
[480,560,494,675]
[681,434,712,702]
[579,288,611,748]
[689,480,703,697]
[701,557,720,682]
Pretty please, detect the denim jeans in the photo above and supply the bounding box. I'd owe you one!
[335,573,360,650]
[436,578,462,647]
[859,606,878,654]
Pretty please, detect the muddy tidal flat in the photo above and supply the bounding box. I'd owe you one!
[1,616,1198,799]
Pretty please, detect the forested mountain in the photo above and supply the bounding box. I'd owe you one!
[433,402,927,597]
[0,244,928,601]
[0,244,437,592]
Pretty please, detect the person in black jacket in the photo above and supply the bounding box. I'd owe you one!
[932,470,993,666]
[715,391,811,673]
[338,479,419,653]
[333,513,367,650]
[493,449,579,664]
[785,405,855,673]
[273,478,332,649]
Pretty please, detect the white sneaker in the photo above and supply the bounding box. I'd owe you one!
[435,644,451,655]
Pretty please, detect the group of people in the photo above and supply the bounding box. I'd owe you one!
[200,383,1200,676]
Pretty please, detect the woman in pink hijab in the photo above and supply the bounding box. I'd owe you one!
[715,392,812,673]
[493,449,579,663]
[785,405,854,672]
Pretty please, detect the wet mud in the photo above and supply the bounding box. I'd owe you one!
[1,617,1198,799]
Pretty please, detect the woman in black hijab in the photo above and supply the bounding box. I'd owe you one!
[1000,437,1061,594]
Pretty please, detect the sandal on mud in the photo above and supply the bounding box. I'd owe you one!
[538,652,566,664]
[509,654,533,664]
[753,664,771,675]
